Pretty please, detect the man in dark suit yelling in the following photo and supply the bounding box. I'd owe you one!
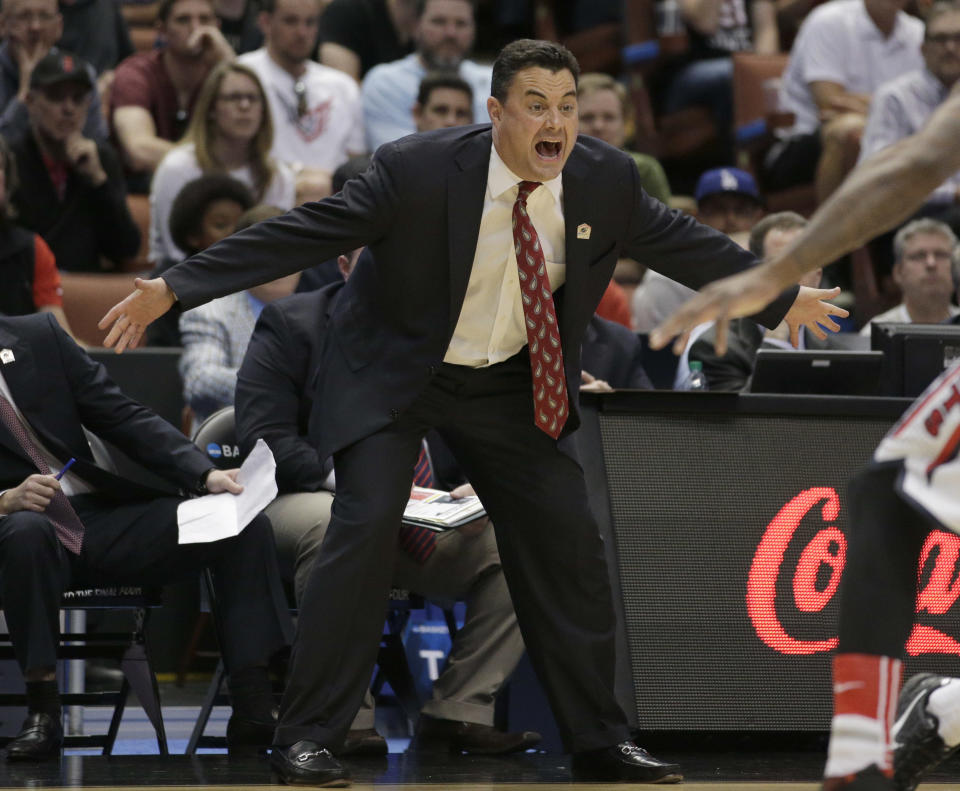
[100,39,843,786]
[0,313,291,761]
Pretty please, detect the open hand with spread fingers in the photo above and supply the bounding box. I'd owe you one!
[98,277,176,352]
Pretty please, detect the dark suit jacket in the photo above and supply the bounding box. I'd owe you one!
[168,125,796,459]
[689,319,838,392]
[236,281,466,494]
[0,313,210,499]
[581,315,652,389]
[9,133,140,273]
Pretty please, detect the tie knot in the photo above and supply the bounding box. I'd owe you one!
[516,181,541,204]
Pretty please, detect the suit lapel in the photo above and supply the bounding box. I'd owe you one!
[447,134,491,340]
[0,328,44,462]
[559,152,591,341]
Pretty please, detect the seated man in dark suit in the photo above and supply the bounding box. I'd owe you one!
[685,212,829,391]
[580,314,653,391]
[235,247,540,757]
[0,313,292,760]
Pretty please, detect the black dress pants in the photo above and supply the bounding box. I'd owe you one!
[0,494,292,674]
[275,353,631,752]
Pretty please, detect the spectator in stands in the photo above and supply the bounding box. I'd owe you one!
[9,51,140,273]
[656,0,779,158]
[580,314,653,391]
[148,61,295,264]
[179,203,299,423]
[859,1,960,219]
[764,0,924,203]
[577,72,671,205]
[0,0,106,141]
[859,218,960,335]
[361,0,490,150]
[214,0,264,54]
[413,69,472,130]
[0,311,292,762]
[633,167,763,331]
[0,135,73,336]
[238,0,364,203]
[684,211,829,390]
[110,0,235,189]
[145,174,255,347]
[58,0,133,79]
[317,0,416,82]
[235,245,541,758]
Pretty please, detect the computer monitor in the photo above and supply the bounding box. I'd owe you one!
[870,322,960,397]
[749,349,884,396]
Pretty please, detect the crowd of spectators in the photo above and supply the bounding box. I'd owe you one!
[1,0,958,385]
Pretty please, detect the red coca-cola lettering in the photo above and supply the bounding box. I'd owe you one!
[748,488,960,657]
[747,487,841,655]
[793,526,846,613]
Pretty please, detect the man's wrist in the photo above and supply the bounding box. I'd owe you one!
[196,467,216,494]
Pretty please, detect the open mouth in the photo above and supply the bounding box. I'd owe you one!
[535,140,562,160]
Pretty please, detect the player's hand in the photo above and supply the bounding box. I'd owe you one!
[783,285,849,348]
[204,469,243,495]
[650,266,786,356]
[99,277,176,352]
[0,474,60,514]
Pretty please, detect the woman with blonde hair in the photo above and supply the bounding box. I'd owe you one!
[148,61,295,264]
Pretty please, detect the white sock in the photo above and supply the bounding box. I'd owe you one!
[928,679,960,747]
[825,715,888,777]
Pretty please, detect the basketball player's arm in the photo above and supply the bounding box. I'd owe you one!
[650,88,960,354]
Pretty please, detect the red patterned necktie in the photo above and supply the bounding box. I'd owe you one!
[0,394,84,554]
[513,181,568,439]
[399,441,437,564]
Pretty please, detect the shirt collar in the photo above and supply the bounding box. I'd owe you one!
[486,141,563,205]
[855,0,912,45]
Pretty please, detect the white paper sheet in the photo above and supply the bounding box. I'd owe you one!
[177,438,278,544]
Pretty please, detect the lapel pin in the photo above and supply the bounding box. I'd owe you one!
[576,223,591,240]
[0,349,14,364]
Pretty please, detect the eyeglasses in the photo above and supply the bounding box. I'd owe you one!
[293,81,307,118]
[217,92,262,106]
[926,32,960,45]
[904,249,953,263]
[8,10,57,25]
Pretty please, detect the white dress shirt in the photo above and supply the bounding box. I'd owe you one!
[444,143,565,367]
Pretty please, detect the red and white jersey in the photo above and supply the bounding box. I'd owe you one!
[875,358,960,531]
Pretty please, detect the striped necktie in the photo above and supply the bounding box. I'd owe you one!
[0,394,85,554]
[399,441,437,563]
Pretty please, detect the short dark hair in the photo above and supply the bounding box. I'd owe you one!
[748,211,807,259]
[168,174,255,254]
[490,39,579,103]
[415,0,475,19]
[157,0,215,23]
[416,71,473,108]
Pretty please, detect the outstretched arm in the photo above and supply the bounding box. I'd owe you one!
[651,87,960,353]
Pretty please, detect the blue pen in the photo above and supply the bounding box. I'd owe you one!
[55,458,76,480]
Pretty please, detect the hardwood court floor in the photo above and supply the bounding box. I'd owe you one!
[0,752,958,789]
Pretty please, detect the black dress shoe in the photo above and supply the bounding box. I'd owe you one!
[5,712,63,762]
[408,714,541,755]
[226,714,276,755]
[340,728,388,756]
[571,741,683,783]
[270,740,350,787]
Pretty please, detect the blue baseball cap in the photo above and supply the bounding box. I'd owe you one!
[694,167,762,204]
